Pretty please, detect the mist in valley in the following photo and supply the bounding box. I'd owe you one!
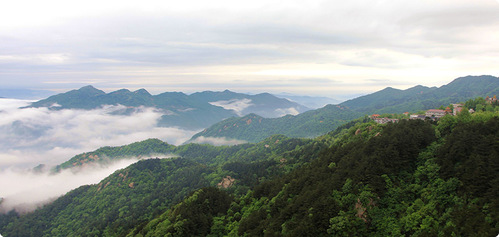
[0,98,199,213]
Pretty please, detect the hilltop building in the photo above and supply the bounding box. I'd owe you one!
[485,95,497,104]
[425,109,446,118]
[410,114,426,120]
[370,114,399,124]
[373,117,399,124]
[452,104,464,115]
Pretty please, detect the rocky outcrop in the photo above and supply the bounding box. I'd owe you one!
[217,176,235,189]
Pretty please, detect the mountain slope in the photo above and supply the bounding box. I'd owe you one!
[0,135,320,236]
[29,85,107,109]
[0,158,213,237]
[340,75,499,113]
[54,138,175,171]
[190,104,361,143]
[134,114,499,237]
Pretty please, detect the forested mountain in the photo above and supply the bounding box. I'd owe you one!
[0,135,321,236]
[340,75,499,113]
[27,86,309,129]
[54,138,176,171]
[1,98,497,236]
[190,104,361,143]
[191,75,499,142]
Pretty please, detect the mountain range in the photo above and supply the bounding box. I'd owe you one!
[341,75,499,113]
[192,75,499,142]
[28,86,310,129]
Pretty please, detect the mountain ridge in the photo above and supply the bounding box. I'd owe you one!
[340,75,499,113]
[190,75,499,142]
[28,87,310,129]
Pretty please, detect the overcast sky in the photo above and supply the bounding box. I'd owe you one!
[1,0,498,99]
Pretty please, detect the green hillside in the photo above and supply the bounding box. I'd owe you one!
[54,138,175,171]
[340,75,499,113]
[0,135,320,236]
[190,104,361,143]
[131,111,499,237]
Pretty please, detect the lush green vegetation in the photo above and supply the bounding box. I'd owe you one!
[2,158,213,236]
[340,75,499,114]
[135,110,499,236]
[2,96,498,236]
[0,134,320,236]
[54,138,175,171]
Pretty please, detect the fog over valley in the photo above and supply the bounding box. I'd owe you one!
[0,99,198,170]
[0,98,204,212]
[0,158,167,213]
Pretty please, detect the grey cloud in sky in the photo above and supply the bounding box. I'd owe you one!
[0,0,498,97]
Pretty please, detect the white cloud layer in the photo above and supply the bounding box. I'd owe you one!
[209,98,253,116]
[0,98,199,213]
[0,99,197,170]
[0,157,171,213]
[274,107,300,117]
[190,136,247,146]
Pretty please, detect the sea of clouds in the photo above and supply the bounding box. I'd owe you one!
[0,98,201,212]
[0,99,198,169]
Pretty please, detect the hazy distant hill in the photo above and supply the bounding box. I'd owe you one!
[190,75,499,142]
[340,75,499,113]
[190,90,310,117]
[28,86,309,129]
[274,93,341,109]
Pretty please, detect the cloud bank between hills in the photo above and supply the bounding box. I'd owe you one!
[0,99,198,170]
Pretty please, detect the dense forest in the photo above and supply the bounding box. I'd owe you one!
[0,97,498,236]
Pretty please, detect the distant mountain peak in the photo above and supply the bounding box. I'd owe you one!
[134,88,151,96]
[78,85,105,95]
[447,75,498,85]
[380,86,400,92]
[111,89,131,93]
[79,85,97,90]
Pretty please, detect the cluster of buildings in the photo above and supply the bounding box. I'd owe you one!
[486,95,497,104]
[370,114,399,124]
[421,103,465,119]
[370,95,497,124]
[371,103,469,124]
